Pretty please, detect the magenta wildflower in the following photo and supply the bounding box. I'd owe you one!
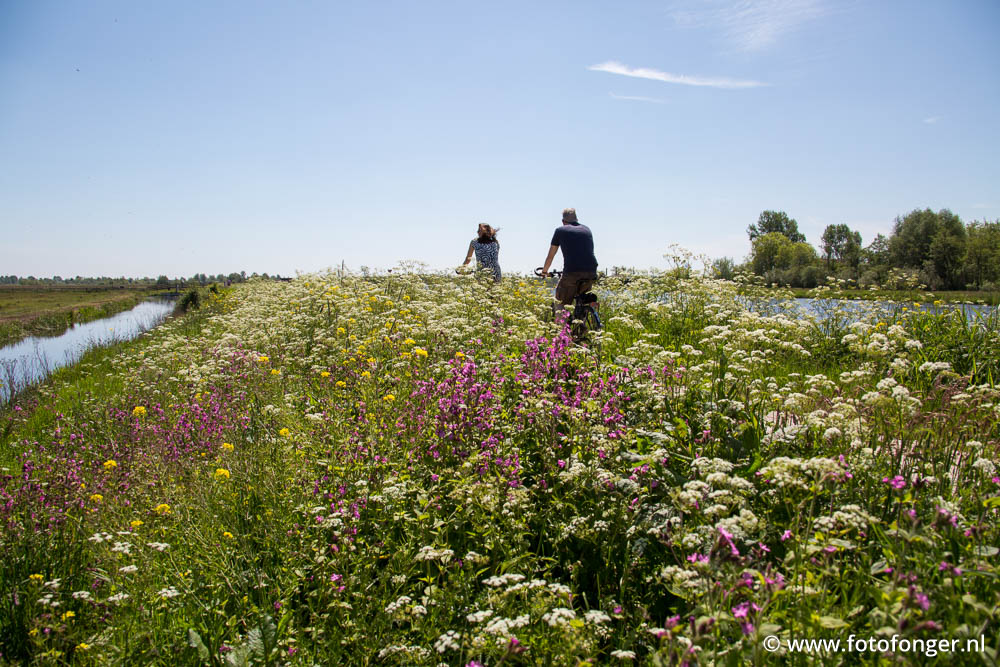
[882,475,906,489]
[780,529,793,541]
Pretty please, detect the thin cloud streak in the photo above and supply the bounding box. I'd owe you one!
[590,61,766,89]
[923,116,940,124]
[609,92,668,104]
[670,0,827,52]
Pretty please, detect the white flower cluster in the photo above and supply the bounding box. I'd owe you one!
[660,566,707,595]
[157,586,180,599]
[541,607,577,627]
[414,545,455,563]
[377,645,431,661]
[758,456,845,492]
[482,573,525,587]
[384,595,412,614]
[433,630,461,653]
[483,614,529,638]
[813,504,876,534]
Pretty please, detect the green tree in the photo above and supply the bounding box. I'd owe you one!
[748,210,806,243]
[711,257,736,280]
[820,224,862,269]
[963,220,1000,287]
[929,227,967,289]
[750,232,793,275]
[888,208,963,269]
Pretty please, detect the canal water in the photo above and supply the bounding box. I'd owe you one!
[0,299,174,403]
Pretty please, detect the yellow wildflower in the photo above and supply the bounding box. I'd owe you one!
[221,442,234,452]
[320,371,331,378]
[131,519,143,528]
[89,494,103,503]
[383,394,395,402]
[154,503,171,515]
[214,468,230,481]
[103,459,118,470]
[61,611,75,621]
[414,347,428,358]
[279,428,291,438]
[455,351,465,359]
[361,370,371,378]
[28,628,39,637]
[366,357,376,364]
[76,643,90,651]
[337,327,346,334]
[403,338,416,345]
[258,355,269,363]
[132,406,147,418]
[335,381,347,388]
[223,531,234,539]
[29,574,43,583]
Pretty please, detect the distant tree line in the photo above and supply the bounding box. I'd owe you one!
[1,272,287,287]
[714,209,1000,290]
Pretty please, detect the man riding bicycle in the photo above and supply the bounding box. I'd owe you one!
[539,208,599,305]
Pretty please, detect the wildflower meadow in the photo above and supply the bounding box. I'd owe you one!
[1,267,998,665]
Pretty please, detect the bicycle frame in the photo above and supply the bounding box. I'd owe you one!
[535,268,602,339]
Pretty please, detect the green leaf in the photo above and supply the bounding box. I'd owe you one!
[248,628,264,659]
[982,496,1000,509]
[817,616,849,629]
[187,629,209,662]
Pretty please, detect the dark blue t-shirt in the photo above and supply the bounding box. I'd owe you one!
[551,223,598,273]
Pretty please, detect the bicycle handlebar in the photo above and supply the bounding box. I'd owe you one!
[535,267,562,277]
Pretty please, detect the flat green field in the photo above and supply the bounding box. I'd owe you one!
[0,286,153,321]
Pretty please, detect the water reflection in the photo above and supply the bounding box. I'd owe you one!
[0,299,174,402]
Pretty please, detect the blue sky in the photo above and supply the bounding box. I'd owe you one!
[2,0,998,278]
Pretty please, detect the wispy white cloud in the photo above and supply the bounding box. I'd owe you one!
[923,116,940,124]
[609,92,668,104]
[590,61,766,89]
[670,0,827,52]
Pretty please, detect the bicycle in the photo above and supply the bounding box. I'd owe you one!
[535,268,602,342]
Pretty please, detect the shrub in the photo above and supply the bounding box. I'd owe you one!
[177,287,201,313]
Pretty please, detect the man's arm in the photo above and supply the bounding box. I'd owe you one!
[461,241,475,266]
[541,245,559,277]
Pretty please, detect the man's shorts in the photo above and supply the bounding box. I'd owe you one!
[555,272,597,305]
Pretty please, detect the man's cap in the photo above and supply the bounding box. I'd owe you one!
[562,208,578,223]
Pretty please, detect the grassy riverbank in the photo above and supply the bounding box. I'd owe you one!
[0,286,169,348]
[1,275,997,664]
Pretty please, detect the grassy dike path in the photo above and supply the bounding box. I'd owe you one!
[0,287,167,349]
[1,275,998,665]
